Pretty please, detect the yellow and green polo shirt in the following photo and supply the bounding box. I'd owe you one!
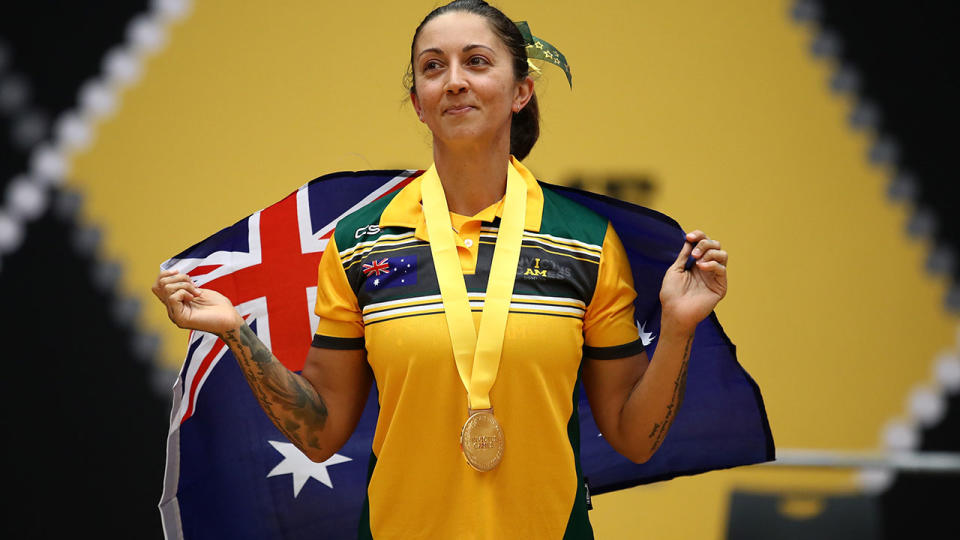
[313,158,644,539]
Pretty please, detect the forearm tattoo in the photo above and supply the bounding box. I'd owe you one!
[647,335,692,453]
[221,325,329,453]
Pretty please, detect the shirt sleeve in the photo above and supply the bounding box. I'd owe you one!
[582,223,645,359]
[312,233,365,350]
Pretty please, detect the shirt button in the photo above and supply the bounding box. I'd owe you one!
[464,239,474,248]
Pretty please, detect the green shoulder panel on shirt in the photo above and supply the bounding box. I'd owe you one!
[538,185,609,248]
[332,190,402,254]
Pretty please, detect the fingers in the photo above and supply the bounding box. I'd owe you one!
[694,260,726,275]
[691,238,720,259]
[168,288,196,305]
[699,248,728,266]
[164,282,200,302]
[685,230,707,246]
[154,270,200,295]
[684,230,727,267]
[152,268,178,297]
[672,238,694,269]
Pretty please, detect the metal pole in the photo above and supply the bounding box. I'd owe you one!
[765,449,960,473]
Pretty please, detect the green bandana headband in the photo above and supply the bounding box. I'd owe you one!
[514,21,573,88]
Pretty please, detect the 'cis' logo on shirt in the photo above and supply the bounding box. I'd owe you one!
[355,224,381,238]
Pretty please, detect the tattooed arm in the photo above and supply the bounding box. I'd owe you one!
[582,326,694,464]
[220,324,371,463]
[581,229,726,464]
[153,269,371,463]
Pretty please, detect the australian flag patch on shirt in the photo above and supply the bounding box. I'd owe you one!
[364,256,418,291]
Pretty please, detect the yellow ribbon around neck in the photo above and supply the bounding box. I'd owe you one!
[420,161,527,411]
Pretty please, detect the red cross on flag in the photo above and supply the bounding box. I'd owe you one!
[361,258,391,277]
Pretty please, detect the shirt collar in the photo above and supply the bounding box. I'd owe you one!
[379,156,544,241]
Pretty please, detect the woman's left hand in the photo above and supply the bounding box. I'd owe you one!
[658,230,728,333]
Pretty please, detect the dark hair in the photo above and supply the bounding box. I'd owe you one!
[406,0,540,161]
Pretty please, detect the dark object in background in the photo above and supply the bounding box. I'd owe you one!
[0,204,168,539]
[0,1,162,538]
[817,3,960,539]
[726,490,882,540]
[818,1,960,284]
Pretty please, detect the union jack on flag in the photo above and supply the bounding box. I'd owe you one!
[361,258,390,277]
[158,170,419,539]
[158,170,773,539]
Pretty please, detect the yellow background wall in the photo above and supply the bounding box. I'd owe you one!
[67,1,955,538]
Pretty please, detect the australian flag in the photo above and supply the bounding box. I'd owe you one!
[364,256,417,291]
[158,170,774,539]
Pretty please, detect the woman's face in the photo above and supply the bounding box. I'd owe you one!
[410,11,532,150]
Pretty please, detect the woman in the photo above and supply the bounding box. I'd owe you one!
[153,1,728,538]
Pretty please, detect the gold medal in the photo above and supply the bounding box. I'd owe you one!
[421,158,527,473]
[459,409,504,472]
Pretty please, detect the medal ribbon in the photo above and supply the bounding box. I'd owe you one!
[420,161,526,411]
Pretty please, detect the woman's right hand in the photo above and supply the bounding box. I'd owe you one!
[151,269,243,335]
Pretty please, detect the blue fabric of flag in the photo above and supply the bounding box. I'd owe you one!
[160,170,774,539]
[544,182,775,492]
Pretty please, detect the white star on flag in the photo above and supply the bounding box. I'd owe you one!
[266,440,352,497]
[636,320,656,347]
